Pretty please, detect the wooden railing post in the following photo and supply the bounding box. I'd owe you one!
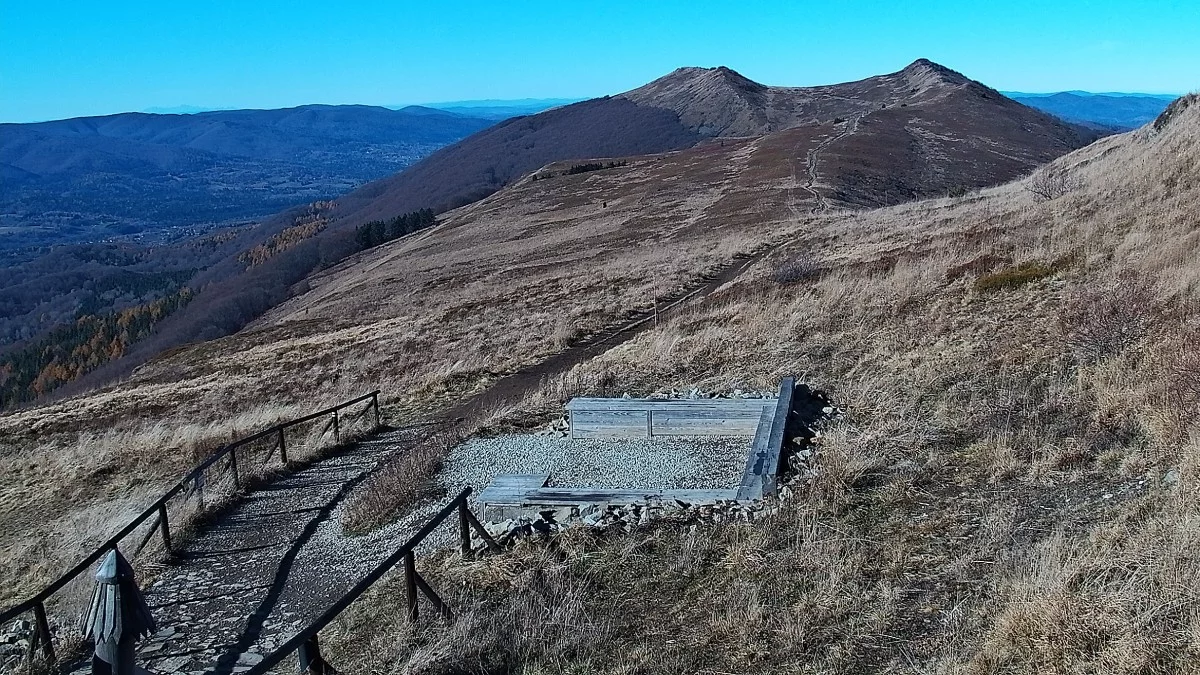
[333,410,340,443]
[404,551,418,623]
[229,448,240,489]
[297,635,323,674]
[278,427,288,464]
[157,503,172,555]
[458,500,471,559]
[32,601,55,664]
[372,392,381,428]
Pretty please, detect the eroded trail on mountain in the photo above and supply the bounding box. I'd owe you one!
[801,112,865,213]
[86,428,428,675]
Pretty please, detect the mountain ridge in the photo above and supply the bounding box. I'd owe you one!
[328,59,1101,227]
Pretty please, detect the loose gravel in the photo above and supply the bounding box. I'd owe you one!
[440,434,752,492]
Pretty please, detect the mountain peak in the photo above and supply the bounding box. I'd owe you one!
[645,65,767,93]
[899,58,972,92]
[619,66,769,136]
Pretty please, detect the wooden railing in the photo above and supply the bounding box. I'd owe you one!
[243,486,499,675]
[0,390,382,665]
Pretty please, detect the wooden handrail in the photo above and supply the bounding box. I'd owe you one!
[0,390,381,625]
[243,487,474,675]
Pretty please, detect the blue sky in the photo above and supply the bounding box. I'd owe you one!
[1,0,1197,122]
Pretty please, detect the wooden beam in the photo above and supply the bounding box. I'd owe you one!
[761,377,796,496]
[413,571,453,621]
[480,486,740,507]
[736,406,776,501]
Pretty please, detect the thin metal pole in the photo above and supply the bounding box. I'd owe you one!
[158,503,172,554]
[404,551,418,623]
[458,500,471,559]
[278,427,288,464]
[32,601,55,664]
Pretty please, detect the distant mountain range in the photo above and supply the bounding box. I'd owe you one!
[0,104,495,256]
[421,98,583,120]
[1003,91,1178,131]
[142,98,581,120]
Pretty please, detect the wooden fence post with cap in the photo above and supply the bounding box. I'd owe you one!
[84,549,156,675]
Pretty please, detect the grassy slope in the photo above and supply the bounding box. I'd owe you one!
[318,99,1200,673]
[0,132,811,603]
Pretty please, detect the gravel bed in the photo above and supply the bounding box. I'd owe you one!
[320,433,753,560]
[439,434,751,492]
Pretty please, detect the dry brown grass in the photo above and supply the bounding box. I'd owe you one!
[341,422,465,534]
[0,397,379,607]
[0,129,806,606]
[309,101,1200,672]
[2,83,1197,672]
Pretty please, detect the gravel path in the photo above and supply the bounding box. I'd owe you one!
[72,427,429,675]
[65,429,751,674]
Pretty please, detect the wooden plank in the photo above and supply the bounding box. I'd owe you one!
[569,409,650,439]
[489,474,550,488]
[736,406,776,500]
[761,377,796,496]
[567,398,773,411]
[568,400,775,439]
[482,486,740,507]
[477,487,536,505]
[650,411,761,436]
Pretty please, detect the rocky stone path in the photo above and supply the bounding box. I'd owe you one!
[81,427,426,675]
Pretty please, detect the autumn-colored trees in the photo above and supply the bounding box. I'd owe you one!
[0,288,193,406]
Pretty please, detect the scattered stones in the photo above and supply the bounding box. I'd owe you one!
[483,492,805,541]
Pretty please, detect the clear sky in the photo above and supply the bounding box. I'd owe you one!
[1,0,1197,122]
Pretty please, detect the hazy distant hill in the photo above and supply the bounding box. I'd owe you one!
[423,98,584,120]
[1005,91,1177,131]
[0,104,494,256]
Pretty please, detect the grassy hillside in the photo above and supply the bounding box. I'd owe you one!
[0,89,1190,674]
[313,96,1200,672]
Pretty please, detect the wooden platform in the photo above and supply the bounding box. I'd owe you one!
[479,378,798,516]
[566,397,774,439]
